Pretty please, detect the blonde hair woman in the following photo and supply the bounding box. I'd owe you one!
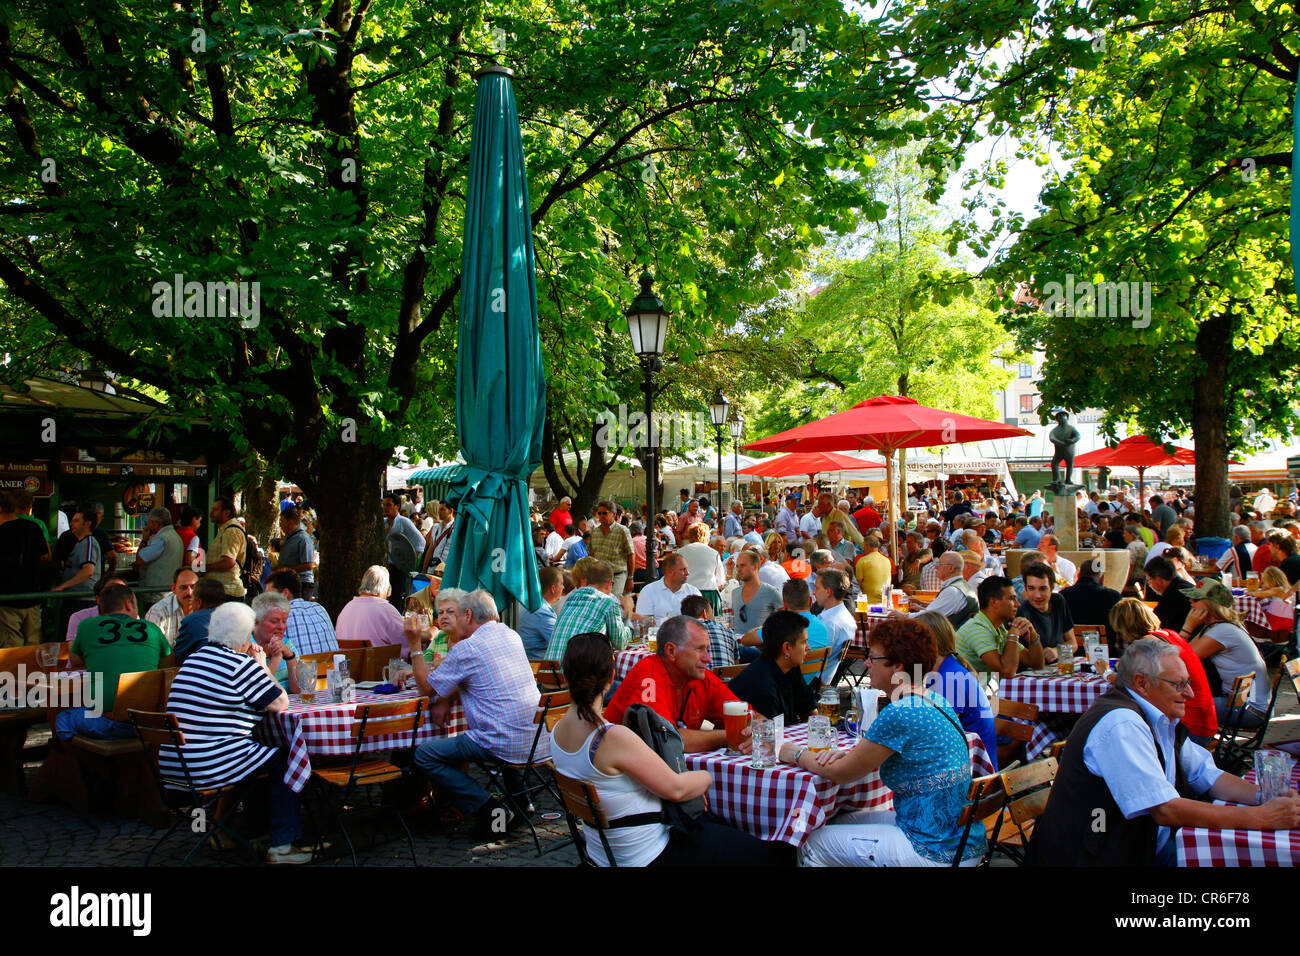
[1256,566,1297,631]
[1106,597,1219,742]
[1181,582,1270,730]
[678,521,726,613]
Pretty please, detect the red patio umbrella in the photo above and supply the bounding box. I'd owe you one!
[745,395,1032,566]
[1075,435,1237,508]
[736,451,885,481]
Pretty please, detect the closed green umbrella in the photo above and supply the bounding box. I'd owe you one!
[438,65,546,615]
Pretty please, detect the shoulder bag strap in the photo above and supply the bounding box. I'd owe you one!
[588,721,669,830]
[912,690,971,752]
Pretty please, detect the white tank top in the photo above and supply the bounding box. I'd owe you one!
[550,724,670,867]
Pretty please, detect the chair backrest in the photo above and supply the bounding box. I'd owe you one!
[952,773,1005,866]
[999,757,1058,837]
[301,647,365,675]
[1226,672,1255,710]
[360,645,405,683]
[716,663,747,681]
[337,639,370,650]
[110,669,167,722]
[530,659,567,691]
[0,642,69,674]
[128,709,185,747]
[536,688,573,727]
[352,698,425,739]
[799,646,832,679]
[990,696,1039,721]
[553,770,618,867]
[1048,739,1067,760]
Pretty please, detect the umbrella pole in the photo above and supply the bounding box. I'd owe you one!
[1137,466,1146,513]
[886,448,898,582]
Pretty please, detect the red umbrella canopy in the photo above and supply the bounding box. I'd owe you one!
[1075,435,1197,468]
[735,451,886,478]
[743,394,1032,454]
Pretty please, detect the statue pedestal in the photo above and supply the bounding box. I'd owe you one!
[1054,497,1079,551]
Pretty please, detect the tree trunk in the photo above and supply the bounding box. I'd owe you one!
[239,457,280,553]
[1191,311,1232,540]
[300,444,388,620]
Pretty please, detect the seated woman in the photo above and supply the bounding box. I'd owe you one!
[250,591,299,692]
[916,611,997,768]
[549,634,792,867]
[1106,597,1218,743]
[335,565,408,653]
[1181,582,1270,730]
[1255,566,1297,633]
[158,602,312,864]
[783,617,983,867]
[727,610,817,723]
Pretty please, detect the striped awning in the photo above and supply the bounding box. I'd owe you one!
[406,464,465,500]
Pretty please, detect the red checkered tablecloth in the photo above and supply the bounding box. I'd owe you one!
[259,688,466,792]
[684,725,993,846]
[1178,761,1300,866]
[615,647,653,681]
[1233,593,1270,629]
[998,673,1110,760]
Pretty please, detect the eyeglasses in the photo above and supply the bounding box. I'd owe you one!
[738,605,748,624]
[867,655,890,664]
[1153,676,1194,694]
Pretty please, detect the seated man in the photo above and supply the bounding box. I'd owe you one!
[144,567,198,648]
[1015,561,1077,664]
[728,610,817,724]
[954,576,1043,680]
[634,552,702,624]
[518,566,563,660]
[173,577,228,663]
[906,552,978,630]
[265,568,338,657]
[605,615,739,752]
[812,568,856,685]
[680,594,741,668]
[1145,555,1196,633]
[1060,556,1122,628]
[1028,638,1300,866]
[56,583,172,740]
[546,559,632,661]
[64,574,128,643]
[410,589,541,838]
[779,578,830,684]
[853,534,890,602]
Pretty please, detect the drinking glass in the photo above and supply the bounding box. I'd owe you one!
[383,658,407,688]
[296,659,318,704]
[750,718,775,769]
[723,700,751,756]
[36,644,59,670]
[807,715,834,754]
[1255,750,1293,804]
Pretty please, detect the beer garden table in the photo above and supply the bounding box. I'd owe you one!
[997,671,1111,760]
[1232,592,1270,629]
[259,687,466,792]
[1177,759,1300,866]
[684,724,994,846]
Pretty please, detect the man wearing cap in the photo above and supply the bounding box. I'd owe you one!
[1254,487,1277,516]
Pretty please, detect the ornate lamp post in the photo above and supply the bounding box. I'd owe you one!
[625,270,669,582]
[730,413,744,504]
[708,389,730,522]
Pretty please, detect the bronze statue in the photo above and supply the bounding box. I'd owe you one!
[1047,408,1082,491]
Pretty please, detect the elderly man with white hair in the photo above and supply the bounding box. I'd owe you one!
[904,551,979,629]
[159,601,313,864]
[335,564,408,652]
[410,589,542,839]
[1217,524,1256,581]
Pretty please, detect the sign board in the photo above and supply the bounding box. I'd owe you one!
[0,461,53,498]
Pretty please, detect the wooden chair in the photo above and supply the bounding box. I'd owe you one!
[986,757,1058,865]
[311,698,426,866]
[360,646,406,683]
[473,688,573,856]
[952,773,1005,867]
[530,659,567,691]
[554,770,618,867]
[1048,739,1067,760]
[716,663,747,682]
[301,648,365,679]
[990,696,1039,768]
[337,639,370,651]
[1213,666,1286,775]
[799,646,833,685]
[128,710,264,865]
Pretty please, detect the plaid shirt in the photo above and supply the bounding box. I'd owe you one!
[546,586,631,660]
[587,522,634,571]
[701,617,739,668]
[207,520,246,598]
[921,560,942,591]
[286,598,338,657]
[427,621,542,763]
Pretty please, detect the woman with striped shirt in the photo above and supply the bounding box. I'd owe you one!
[159,602,312,864]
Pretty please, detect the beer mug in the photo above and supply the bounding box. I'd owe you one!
[1057,650,1075,675]
[807,715,834,754]
[383,658,407,688]
[296,659,318,704]
[751,718,776,769]
[723,700,751,756]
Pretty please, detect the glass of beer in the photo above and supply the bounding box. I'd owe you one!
[807,715,834,753]
[296,659,318,704]
[1057,650,1075,675]
[723,700,750,756]
[750,718,776,769]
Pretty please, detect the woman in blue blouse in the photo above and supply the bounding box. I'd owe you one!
[916,610,998,770]
[779,617,983,866]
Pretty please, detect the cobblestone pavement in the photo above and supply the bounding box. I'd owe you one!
[5,674,1298,867]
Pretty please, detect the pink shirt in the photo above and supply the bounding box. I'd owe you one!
[66,606,99,643]
[335,595,408,655]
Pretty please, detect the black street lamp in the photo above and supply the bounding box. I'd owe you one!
[730,413,744,504]
[708,389,730,522]
[626,270,669,583]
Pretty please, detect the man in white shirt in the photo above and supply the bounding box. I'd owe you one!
[144,568,198,647]
[798,504,821,539]
[812,568,855,684]
[1254,487,1277,515]
[1039,534,1076,586]
[754,546,791,590]
[634,553,702,624]
[542,521,565,562]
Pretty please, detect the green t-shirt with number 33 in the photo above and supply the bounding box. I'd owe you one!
[71,613,171,710]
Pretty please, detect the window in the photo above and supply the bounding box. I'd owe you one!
[1018,363,1033,378]
[1019,394,1037,413]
